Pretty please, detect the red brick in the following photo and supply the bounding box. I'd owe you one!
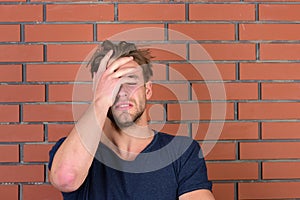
[0,145,19,162]
[169,63,235,81]
[0,165,43,182]
[177,0,239,1]
[261,44,300,60]
[47,44,96,62]
[247,0,299,1]
[1,0,25,2]
[213,183,235,200]
[98,24,164,41]
[48,124,73,142]
[240,24,300,40]
[0,185,18,200]
[240,63,300,80]
[202,142,236,161]
[23,104,88,122]
[152,64,166,81]
[263,162,300,180]
[260,4,300,21]
[27,64,90,82]
[262,122,300,140]
[146,104,165,121]
[0,5,42,22]
[239,102,300,120]
[25,24,93,42]
[149,123,188,137]
[23,185,62,200]
[46,4,114,21]
[189,4,255,21]
[0,65,22,82]
[240,142,300,160]
[167,103,234,121]
[0,25,20,42]
[23,144,53,162]
[262,83,300,100]
[0,45,43,62]
[239,182,300,199]
[119,4,185,21]
[0,85,44,102]
[49,84,92,102]
[190,44,256,61]
[0,105,19,122]
[169,24,235,40]
[193,122,259,140]
[192,83,258,100]
[207,162,258,180]
[34,0,97,2]
[0,124,43,142]
[150,83,188,101]
[145,44,186,61]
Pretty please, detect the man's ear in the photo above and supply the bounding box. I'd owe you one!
[145,81,152,100]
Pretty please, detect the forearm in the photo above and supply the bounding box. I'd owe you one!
[179,189,215,200]
[50,103,108,192]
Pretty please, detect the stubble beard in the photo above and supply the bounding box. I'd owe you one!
[107,102,146,131]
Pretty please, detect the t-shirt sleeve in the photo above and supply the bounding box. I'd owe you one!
[177,140,212,196]
[48,137,66,170]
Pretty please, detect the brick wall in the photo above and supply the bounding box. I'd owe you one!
[1,0,300,199]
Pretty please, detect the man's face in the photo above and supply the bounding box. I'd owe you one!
[107,60,152,129]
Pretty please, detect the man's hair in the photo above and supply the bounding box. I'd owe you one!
[89,40,153,82]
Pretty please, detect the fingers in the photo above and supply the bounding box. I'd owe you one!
[111,66,140,79]
[92,50,113,91]
[106,56,134,74]
[111,76,140,101]
[95,50,113,79]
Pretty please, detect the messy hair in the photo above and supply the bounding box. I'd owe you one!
[88,40,153,82]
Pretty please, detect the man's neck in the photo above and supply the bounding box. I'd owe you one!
[101,120,154,161]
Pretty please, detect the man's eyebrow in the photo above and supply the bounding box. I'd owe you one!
[127,74,139,79]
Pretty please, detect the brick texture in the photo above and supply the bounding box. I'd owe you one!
[0,124,43,142]
[0,165,44,182]
[259,4,300,21]
[240,24,300,40]
[0,65,22,82]
[239,182,300,199]
[169,24,235,40]
[0,185,18,200]
[46,4,114,22]
[0,25,20,42]
[0,5,42,22]
[118,4,185,21]
[0,45,43,62]
[25,24,94,42]
[0,85,44,102]
[190,44,256,61]
[189,4,255,21]
[1,1,300,200]
[98,24,165,41]
[23,185,62,200]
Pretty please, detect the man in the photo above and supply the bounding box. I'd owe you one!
[49,40,215,199]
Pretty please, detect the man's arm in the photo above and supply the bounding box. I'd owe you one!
[49,52,135,192]
[179,189,215,200]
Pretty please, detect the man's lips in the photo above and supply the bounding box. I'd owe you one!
[114,102,134,110]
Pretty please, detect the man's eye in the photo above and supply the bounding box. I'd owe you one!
[127,83,137,86]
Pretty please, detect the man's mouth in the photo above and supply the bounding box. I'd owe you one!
[114,102,134,110]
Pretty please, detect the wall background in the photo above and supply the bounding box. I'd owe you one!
[1,0,300,199]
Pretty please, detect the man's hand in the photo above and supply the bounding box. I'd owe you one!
[92,50,138,110]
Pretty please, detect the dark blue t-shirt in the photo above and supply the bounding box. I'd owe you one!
[49,132,212,200]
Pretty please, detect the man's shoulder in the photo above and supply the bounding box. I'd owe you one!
[154,131,198,154]
[156,131,195,145]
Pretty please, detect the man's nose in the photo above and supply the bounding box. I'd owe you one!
[117,84,128,98]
